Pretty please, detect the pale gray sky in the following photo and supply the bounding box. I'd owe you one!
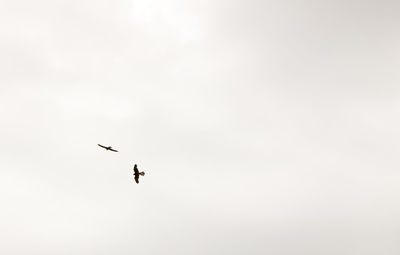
[1,0,400,254]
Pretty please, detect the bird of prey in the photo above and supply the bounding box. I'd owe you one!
[133,164,145,184]
[97,144,118,152]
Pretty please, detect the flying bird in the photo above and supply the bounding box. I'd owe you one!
[133,164,145,184]
[97,144,118,152]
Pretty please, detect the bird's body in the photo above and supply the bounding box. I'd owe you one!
[98,144,118,152]
[133,164,145,184]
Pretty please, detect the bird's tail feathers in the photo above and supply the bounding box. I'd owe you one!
[139,172,145,176]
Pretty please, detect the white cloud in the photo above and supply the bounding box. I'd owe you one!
[1,0,400,254]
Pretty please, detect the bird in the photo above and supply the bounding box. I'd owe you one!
[97,144,118,152]
[133,164,145,184]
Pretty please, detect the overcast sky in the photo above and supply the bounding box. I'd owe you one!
[1,0,400,254]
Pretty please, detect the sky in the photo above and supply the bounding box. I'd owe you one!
[1,0,400,254]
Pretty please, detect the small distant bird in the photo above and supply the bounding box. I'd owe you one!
[97,144,118,152]
[133,164,145,184]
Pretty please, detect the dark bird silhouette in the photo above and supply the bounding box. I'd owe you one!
[133,164,145,184]
[97,144,118,152]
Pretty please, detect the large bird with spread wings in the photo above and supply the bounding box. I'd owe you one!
[97,144,118,152]
[133,164,145,184]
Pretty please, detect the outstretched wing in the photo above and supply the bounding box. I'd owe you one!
[98,144,107,149]
[133,164,139,175]
[109,148,118,152]
[135,174,139,184]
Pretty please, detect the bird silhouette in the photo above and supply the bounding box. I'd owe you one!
[97,144,118,152]
[133,164,145,184]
